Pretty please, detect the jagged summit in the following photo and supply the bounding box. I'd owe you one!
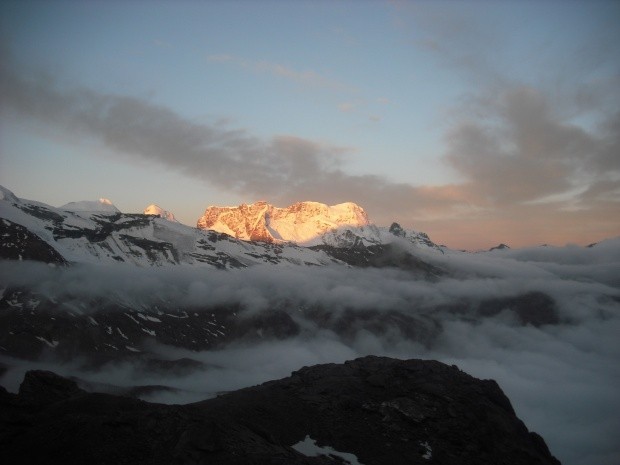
[0,187,441,268]
[196,200,440,249]
[143,204,177,222]
[60,198,120,213]
[197,200,371,245]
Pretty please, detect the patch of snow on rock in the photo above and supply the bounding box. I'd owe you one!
[420,441,432,460]
[291,435,364,465]
[35,336,59,348]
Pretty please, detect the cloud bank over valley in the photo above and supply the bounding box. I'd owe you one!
[1,239,619,465]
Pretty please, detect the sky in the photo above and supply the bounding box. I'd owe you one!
[0,0,619,250]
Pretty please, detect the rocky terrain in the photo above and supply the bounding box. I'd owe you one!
[0,186,453,363]
[2,186,618,464]
[196,199,441,251]
[0,185,575,370]
[0,185,441,268]
[0,186,347,268]
[0,356,561,465]
[197,200,372,244]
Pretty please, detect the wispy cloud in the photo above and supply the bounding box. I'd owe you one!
[206,54,357,92]
[383,1,620,246]
[1,36,618,248]
[337,102,356,113]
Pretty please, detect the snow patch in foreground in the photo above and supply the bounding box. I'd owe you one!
[291,435,364,465]
[420,440,432,459]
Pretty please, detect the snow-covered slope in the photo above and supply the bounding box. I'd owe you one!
[0,187,339,268]
[60,198,120,213]
[0,186,18,202]
[197,200,371,245]
[143,204,177,222]
[0,185,444,273]
[197,200,441,250]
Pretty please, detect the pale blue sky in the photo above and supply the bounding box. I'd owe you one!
[1,0,618,248]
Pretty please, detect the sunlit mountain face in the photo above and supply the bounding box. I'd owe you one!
[1,186,619,464]
[1,0,618,462]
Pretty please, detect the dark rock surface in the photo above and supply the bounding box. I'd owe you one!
[0,356,560,465]
[0,286,558,363]
[489,243,510,251]
[478,291,559,327]
[310,243,444,277]
[0,218,67,264]
[0,278,560,371]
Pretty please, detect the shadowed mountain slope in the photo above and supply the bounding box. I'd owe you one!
[0,357,560,465]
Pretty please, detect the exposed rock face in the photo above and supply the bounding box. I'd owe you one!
[1,285,562,363]
[0,188,341,268]
[18,370,83,404]
[478,291,559,327]
[197,200,370,244]
[388,222,438,249]
[0,357,560,465]
[1,185,441,270]
[0,218,66,264]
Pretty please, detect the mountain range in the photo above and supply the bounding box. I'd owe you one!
[0,185,449,362]
[0,185,608,366]
[2,185,618,464]
[0,185,443,269]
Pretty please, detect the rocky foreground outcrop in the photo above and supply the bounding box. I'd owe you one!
[0,356,560,465]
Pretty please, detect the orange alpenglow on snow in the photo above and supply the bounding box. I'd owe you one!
[197,201,370,244]
[143,204,177,222]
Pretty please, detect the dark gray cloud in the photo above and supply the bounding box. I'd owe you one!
[0,52,472,226]
[394,2,620,209]
[1,16,619,249]
[444,86,619,205]
[0,53,415,205]
[390,2,620,245]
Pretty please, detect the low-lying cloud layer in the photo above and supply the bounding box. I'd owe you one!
[1,240,619,465]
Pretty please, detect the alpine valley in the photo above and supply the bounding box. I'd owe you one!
[1,185,619,465]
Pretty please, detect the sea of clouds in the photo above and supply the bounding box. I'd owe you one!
[1,238,619,465]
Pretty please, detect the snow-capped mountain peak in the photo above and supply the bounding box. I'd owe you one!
[197,200,371,245]
[0,185,18,203]
[143,204,177,222]
[196,200,440,250]
[60,198,120,213]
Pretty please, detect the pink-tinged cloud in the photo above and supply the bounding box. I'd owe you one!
[207,54,356,92]
[2,52,618,250]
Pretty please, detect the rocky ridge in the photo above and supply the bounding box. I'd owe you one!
[0,186,342,268]
[0,356,561,465]
[197,200,373,244]
[196,199,442,253]
[0,186,562,363]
